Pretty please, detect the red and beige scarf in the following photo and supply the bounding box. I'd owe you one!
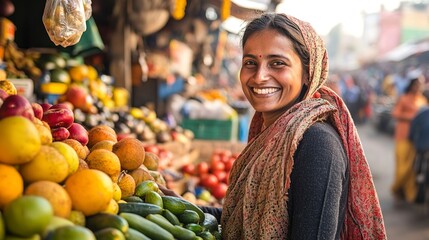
[220,14,386,239]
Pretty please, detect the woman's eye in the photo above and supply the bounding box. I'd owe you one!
[243,60,256,67]
[271,61,285,67]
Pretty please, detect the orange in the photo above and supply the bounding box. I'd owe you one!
[0,164,24,209]
[68,65,89,82]
[87,125,117,149]
[0,116,41,165]
[24,181,72,218]
[85,149,121,180]
[112,138,145,171]
[19,145,69,184]
[64,169,113,216]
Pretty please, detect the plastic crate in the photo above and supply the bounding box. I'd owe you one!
[181,118,238,141]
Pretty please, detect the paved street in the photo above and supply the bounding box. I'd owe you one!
[357,122,429,240]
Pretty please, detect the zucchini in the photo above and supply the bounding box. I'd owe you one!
[184,223,204,234]
[118,202,163,217]
[146,214,196,240]
[161,196,186,215]
[144,191,163,208]
[86,213,129,234]
[119,212,174,240]
[122,196,143,203]
[201,213,219,232]
[94,228,125,240]
[162,209,181,226]
[178,210,200,224]
[125,228,151,240]
[198,231,215,240]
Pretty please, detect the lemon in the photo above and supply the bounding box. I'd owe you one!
[0,164,23,209]
[0,116,41,165]
[67,210,85,226]
[49,225,95,240]
[50,142,79,176]
[19,145,69,183]
[4,196,53,237]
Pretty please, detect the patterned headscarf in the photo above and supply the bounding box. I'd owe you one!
[221,14,386,239]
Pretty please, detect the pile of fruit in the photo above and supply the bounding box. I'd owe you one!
[0,82,219,239]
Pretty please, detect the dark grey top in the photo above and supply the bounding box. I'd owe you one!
[201,122,349,240]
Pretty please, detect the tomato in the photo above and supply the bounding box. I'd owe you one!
[213,170,227,183]
[200,174,219,189]
[182,164,195,175]
[210,153,221,163]
[211,182,228,199]
[225,159,235,171]
[210,160,225,172]
[196,162,209,175]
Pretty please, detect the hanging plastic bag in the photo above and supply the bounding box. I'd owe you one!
[42,0,87,47]
[83,0,92,20]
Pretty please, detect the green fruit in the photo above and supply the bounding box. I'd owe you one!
[49,225,95,240]
[4,234,40,240]
[4,196,53,237]
[178,210,200,224]
[67,211,86,226]
[134,180,159,198]
[50,69,71,84]
[144,191,163,208]
[42,216,74,238]
[93,228,125,240]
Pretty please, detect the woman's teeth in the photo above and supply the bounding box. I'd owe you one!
[252,87,279,94]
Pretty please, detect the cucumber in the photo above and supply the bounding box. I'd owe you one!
[178,210,200,224]
[162,209,181,226]
[197,231,215,240]
[144,191,163,208]
[125,228,151,240]
[184,223,204,234]
[94,228,125,240]
[173,197,206,223]
[146,214,196,240]
[4,235,40,240]
[201,213,219,232]
[118,202,163,217]
[86,213,129,234]
[161,196,186,215]
[119,212,174,240]
[212,231,222,240]
[135,180,159,198]
[122,196,143,203]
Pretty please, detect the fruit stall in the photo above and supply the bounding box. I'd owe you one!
[0,0,266,239]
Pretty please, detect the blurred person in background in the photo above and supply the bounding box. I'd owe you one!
[391,77,427,202]
[409,88,429,204]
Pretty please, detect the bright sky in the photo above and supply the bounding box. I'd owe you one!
[277,0,403,37]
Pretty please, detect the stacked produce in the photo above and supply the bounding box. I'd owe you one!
[0,82,219,240]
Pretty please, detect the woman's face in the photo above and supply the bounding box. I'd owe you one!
[240,29,305,115]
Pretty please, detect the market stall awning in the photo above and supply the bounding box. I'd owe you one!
[380,37,429,62]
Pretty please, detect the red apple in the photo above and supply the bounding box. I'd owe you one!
[31,103,43,120]
[51,127,70,141]
[213,170,227,183]
[196,162,209,175]
[42,107,74,129]
[40,102,52,112]
[50,102,73,111]
[64,85,89,110]
[67,122,89,146]
[0,95,34,120]
[200,173,218,189]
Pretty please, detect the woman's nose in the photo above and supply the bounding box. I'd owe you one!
[254,66,270,82]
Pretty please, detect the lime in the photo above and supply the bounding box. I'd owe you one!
[4,196,53,237]
[49,225,95,240]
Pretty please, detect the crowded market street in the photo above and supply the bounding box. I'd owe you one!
[358,121,429,240]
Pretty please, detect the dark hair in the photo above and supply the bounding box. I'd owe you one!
[404,78,420,93]
[241,13,309,73]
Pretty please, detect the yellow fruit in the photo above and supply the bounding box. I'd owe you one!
[102,199,119,214]
[87,65,98,81]
[0,80,17,95]
[0,164,23,209]
[62,139,89,159]
[4,196,53,237]
[129,165,154,186]
[24,181,72,218]
[112,183,122,202]
[85,149,121,179]
[50,142,79,176]
[90,140,115,152]
[64,169,113,216]
[0,116,41,165]
[143,152,160,171]
[67,210,85,226]
[112,138,145,171]
[68,65,89,82]
[33,119,53,145]
[19,145,69,183]
[118,173,135,199]
[77,158,89,172]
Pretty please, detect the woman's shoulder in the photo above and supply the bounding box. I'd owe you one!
[302,121,341,142]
